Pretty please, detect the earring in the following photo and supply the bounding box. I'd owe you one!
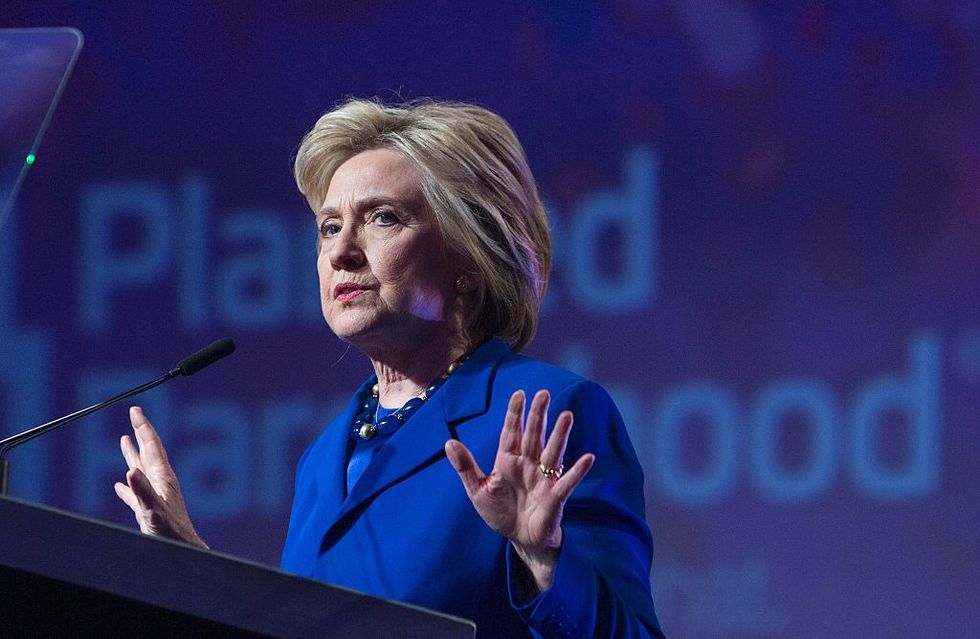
[455,275,470,294]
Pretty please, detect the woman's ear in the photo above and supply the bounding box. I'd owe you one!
[455,272,484,296]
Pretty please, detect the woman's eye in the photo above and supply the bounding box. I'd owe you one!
[319,220,340,237]
[373,209,399,226]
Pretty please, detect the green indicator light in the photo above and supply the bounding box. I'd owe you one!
[26,154,36,165]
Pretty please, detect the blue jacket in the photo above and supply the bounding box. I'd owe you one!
[280,338,664,638]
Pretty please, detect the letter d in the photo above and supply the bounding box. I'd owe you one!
[569,147,659,312]
[850,333,941,500]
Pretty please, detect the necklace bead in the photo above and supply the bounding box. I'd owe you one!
[350,356,467,441]
[358,423,377,440]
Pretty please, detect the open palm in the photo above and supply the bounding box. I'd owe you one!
[445,389,595,591]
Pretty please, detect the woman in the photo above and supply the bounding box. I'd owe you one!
[115,99,664,638]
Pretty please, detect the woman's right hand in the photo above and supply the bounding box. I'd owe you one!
[113,406,208,549]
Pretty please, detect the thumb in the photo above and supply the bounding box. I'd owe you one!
[445,439,485,497]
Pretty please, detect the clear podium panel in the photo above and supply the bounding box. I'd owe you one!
[0,28,83,233]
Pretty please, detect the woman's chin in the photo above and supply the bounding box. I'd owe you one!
[325,311,387,346]
[327,321,371,342]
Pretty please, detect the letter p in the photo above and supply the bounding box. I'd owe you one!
[80,183,173,330]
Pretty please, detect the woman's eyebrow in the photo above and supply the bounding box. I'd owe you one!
[318,195,417,217]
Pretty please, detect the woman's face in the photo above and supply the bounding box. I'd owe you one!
[316,148,458,350]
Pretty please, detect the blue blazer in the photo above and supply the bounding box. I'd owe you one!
[280,338,664,638]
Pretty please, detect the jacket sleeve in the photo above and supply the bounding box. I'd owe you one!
[506,380,665,638]
[279,442,316,576]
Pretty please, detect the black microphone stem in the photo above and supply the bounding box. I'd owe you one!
[0,369,178,496]
[0,337,234,497]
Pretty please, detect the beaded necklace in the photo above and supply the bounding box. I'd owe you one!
[350,359,464,441]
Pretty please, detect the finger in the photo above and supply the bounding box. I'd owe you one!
[114,481,140,513]
[130,406,171,467]
[444,439,486,499]
[114,481,149,531]
[498,391,525,455]
[539,410,573,469]
[553,453,595,502]
[520,390,550,460]
[127,467,161,513]
[119,435,143,472]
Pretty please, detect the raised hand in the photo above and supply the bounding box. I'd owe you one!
[444,389,595,592]
[113,406,207,549]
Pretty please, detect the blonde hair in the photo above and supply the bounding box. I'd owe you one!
[294,98,551,351]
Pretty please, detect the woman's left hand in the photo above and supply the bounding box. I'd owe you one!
[445,389,595,593]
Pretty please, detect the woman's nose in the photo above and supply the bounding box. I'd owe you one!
[327,225,366,271]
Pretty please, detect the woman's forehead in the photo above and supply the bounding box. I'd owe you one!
[320,148,423,212]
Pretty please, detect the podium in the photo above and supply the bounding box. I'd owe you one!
[0,496,476,637]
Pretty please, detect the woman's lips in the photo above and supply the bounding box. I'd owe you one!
[334,282,367,302]
[336,289,365,303]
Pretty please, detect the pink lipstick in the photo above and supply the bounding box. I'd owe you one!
[334,282,367,303]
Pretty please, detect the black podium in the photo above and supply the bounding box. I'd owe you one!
[0,496,475,638]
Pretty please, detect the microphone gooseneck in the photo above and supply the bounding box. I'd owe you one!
[0,338,236,496]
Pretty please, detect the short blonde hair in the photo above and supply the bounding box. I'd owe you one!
[294,98,551,351]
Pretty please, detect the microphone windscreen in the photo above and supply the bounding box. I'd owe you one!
[175,338,235,376]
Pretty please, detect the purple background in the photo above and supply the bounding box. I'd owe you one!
[3,3,979,637]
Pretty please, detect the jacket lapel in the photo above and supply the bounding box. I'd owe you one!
[319,338,511,550]
[313,377,373,520]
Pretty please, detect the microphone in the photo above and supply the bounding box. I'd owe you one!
[173,337,235,377]
[0,338,236,496]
